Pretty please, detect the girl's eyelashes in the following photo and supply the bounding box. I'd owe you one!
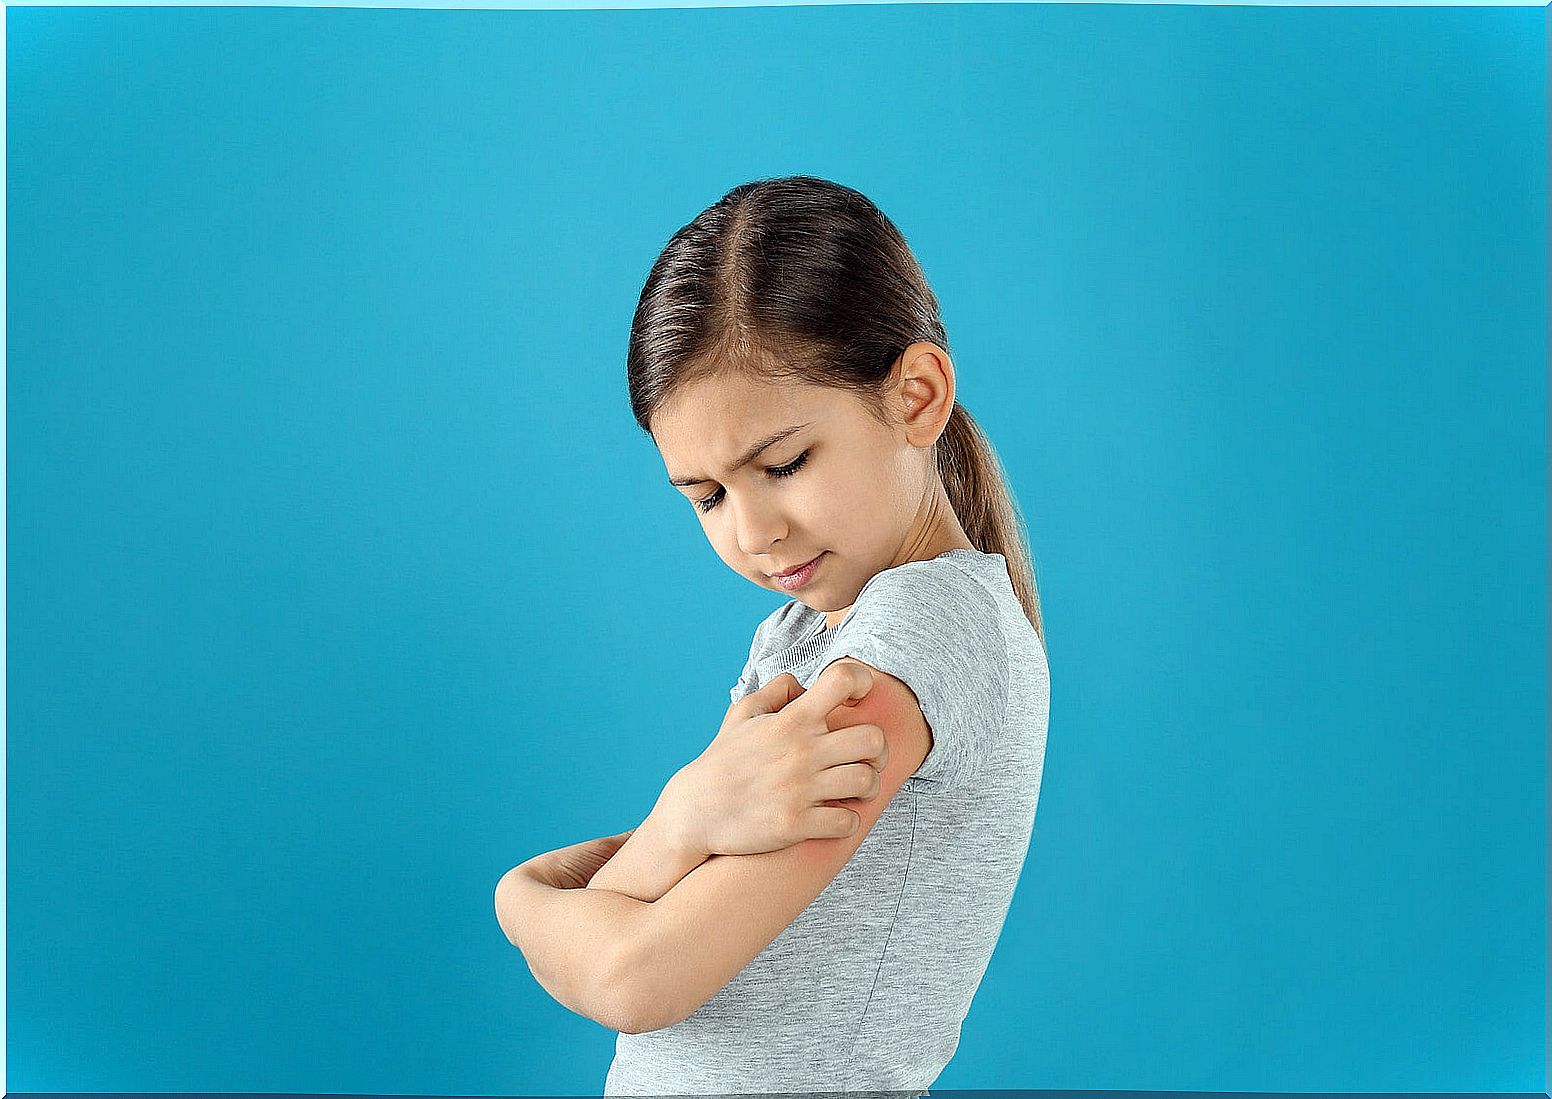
[694,450,810,514]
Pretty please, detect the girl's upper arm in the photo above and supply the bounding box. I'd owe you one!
[612,656,933,1034]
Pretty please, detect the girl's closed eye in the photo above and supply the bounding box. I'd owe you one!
[695,450,810,514]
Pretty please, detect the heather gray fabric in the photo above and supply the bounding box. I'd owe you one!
[603,548,1050,1095]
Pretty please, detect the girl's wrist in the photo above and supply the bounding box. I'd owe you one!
[651,771,711,861]
[585,796,709,902]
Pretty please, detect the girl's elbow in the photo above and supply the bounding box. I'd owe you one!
[493,869,525,948]
[533,938,647,1033]
[595,990,652,1034]
[600,936,687,1034]
[610,997,686,1035]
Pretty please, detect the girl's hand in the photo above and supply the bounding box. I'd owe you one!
[520,829,637,890]
[661,662,889,858]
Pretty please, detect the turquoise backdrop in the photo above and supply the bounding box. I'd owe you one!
[5,3,1545,1093]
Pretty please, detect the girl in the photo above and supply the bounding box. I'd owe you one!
[494,175,1050,1094]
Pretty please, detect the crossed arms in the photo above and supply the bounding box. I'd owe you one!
[493,657,934,1034]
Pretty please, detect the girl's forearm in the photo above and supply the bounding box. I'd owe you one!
[494,861,651,1030]
[586,797,709,902]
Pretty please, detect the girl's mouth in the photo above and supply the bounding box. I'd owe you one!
[772,552,825,590]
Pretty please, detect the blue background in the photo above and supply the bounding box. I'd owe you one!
[6,4,1545,1092]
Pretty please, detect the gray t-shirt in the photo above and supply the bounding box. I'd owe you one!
[603,547,1050,1095]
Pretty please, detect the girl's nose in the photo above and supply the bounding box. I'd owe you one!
[732,500,785,558]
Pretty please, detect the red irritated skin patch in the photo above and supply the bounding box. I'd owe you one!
[788,657,934,869]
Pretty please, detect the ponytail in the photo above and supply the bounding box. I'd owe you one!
[937,402,1045,644]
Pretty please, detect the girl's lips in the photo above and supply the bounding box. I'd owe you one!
[772,552,825,590]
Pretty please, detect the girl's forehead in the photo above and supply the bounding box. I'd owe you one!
[658,373,841,433]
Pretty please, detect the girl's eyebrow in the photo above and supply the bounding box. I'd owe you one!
[668,422,813,487]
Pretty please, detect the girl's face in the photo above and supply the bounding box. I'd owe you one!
[651,346,971,625]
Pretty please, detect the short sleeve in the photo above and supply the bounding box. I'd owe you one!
[815,560,1009,793]
[728,606,780,704]
[729,644,761,704]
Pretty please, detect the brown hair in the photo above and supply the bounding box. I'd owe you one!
[625,175,1044,643]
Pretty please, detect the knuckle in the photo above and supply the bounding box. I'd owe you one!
[829,659,868,689]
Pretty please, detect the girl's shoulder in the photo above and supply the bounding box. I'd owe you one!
[844,548,1009,628]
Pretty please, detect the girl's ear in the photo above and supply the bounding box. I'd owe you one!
[895,344,956,447]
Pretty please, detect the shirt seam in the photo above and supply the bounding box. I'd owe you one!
[844,791,919,1069]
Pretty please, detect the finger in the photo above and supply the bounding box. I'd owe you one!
[815,723,888,772]
[801,804,862,840]
[790,658,874,720]
[739,672,804,715]
[813,761,883,804]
